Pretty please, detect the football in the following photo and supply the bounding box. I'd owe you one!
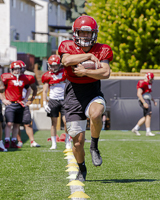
[80,60,98,70]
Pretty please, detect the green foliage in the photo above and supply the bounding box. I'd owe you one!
[61,0,86,26]
[86,0,160,72]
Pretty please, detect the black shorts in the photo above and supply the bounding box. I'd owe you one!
[139,99,152,116]
[0,104,3,122]
[47,99,65,118]
[5,103,24,124]
[22,106,31,124]
[64,79,104,122]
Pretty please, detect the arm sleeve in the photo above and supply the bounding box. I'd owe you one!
[41,72,50,84]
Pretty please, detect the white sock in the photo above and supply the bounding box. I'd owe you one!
[146,127,151,133]
[134,125,140,131]
[51,136,56,145]
[11,138,17,141]
[65,133,69,142]
[0,140,2,143]
[5,137,10,141]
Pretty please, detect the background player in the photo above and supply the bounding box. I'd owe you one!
[0,79,7,152]
[42,55,71,150]
[58,15,113,181]
[132,72,157,136]
[16,60,40,148]
[1,61,31,148]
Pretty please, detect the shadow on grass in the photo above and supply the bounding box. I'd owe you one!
[86,179,159,183]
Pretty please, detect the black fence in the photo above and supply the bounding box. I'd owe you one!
[101,79,160,131]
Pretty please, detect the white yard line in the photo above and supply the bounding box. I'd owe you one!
[66,156,88,200]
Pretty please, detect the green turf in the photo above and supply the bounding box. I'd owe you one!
[0,130,160,200]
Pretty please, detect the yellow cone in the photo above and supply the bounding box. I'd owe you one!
[68,191,90,198]
[66,174,77,179]
[64,155,74,159]
[63,148,72,153]
[66,163,78,168]
[64,152,74,156]
[68,158,77,163]
[65,167,78,172]
[66,180,85,186]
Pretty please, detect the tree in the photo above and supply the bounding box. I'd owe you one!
[85,0,160,72]
[61,0,86,27]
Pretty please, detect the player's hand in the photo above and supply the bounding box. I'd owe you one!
[44,104,51,113]
[25,100,32,106]
[43,101,51,113]
[74,64,86,77]
[154,102,157,106]
[90,54,101,69]
[2,99,11,106]
[143,102,148,109]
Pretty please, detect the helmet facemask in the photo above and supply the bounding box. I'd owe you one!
[73,27,97,47]
[47,63,61,73]
[10,67,21,80]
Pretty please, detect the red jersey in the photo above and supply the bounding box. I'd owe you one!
[25,75,35,85]
[1,73,29,101]
[137,80,152,94]
[41,69,66,85]
[58,40,113,84]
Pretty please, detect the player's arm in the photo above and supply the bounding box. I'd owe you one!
[151,97,157,106]
[26,83,37,106]
[0,77,5,93]
[0,77,11,105]
[74,60,110,80]
[23,87,31,103]
[42,83,51,113]
[43,82,49,106]
[62,53,100,67]
[137,88,148,108]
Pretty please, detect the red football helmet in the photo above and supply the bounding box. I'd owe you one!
[72,15,98,47]
[47,55,61,73]
[17,60,26,73]
[145,72,154,82]
[10,61,22,77]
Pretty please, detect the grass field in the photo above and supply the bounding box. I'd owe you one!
[1,130,160,200]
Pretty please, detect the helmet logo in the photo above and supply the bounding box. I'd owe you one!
[81,26,92,31]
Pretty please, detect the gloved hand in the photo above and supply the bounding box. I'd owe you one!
[43,101,51,113]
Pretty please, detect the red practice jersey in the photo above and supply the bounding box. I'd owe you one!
[1,73,29,101]
[137,80,152,95]
[58,40,113,84]
[41,69,66,85]
[25,75,35,85]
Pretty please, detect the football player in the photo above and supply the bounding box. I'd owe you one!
[16,60,40,148]
[132,72,157,136]
[0,78,7,151]
[58,15,113,181]
[1,61,31,148]
[42,55,71,150]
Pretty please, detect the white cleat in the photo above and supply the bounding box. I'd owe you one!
[132,128,141,136]
[146,132,155,136]
[65,140,72,149]
[17,141,23,148]
[50,143,57,150]
[30,141,41,147]
[0,141,7,152]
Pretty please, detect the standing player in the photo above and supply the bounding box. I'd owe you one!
[132,72,157,136]
[42,55,71,150]
[1,61,31,148]
[58,15,113,181]
[0,79,7,152]
[16,60,40,148]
